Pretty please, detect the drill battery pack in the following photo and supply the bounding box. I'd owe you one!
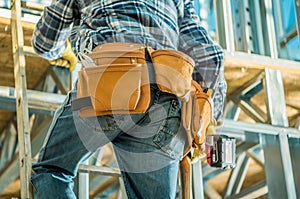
[205,134,236,169]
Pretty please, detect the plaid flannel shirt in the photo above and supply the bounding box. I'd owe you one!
[32,0,227,121]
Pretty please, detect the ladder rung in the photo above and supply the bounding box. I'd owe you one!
[225,51,300,74]
[21,1,44,12]
[23,45,38,57]
[78,164,121,177]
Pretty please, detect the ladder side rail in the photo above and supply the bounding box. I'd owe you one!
[11,0,32,198]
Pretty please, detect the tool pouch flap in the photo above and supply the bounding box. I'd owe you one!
[88,42,146,65]
[150,49,195,98]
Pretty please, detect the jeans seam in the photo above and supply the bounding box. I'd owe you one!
[115,151,132,199]
[38,92,71,161]
[121,173,132,199]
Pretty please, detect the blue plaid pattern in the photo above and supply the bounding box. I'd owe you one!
[32,0,227,121]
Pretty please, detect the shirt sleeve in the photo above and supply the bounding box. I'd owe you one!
[31,0,76,60]
[178,0,227,121]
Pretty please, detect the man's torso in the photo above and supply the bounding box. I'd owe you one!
[71,0,184,53]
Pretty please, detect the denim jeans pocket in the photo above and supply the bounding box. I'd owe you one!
[153,98,184,159]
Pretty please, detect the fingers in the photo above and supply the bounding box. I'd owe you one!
[62,40,78,71]
[49,58,69,67]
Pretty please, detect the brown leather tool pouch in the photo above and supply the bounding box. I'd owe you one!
[179,81,214,199]
[191,81,214,147]
[74,42,150,118]
[182,80,214,156]
[150,49,195,98]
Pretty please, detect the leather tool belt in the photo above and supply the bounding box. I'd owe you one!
[72,42,214,156]
[72,42,196,117]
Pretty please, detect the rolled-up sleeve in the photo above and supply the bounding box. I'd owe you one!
[178,0,227,121]
[31,0,75,60]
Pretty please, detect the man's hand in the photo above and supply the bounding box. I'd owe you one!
[49,40,78,71]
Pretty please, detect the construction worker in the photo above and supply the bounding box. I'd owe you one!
[31,0,226,198]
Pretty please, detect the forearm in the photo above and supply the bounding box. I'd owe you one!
[178,0,227,121]
[32,0,75,60]
[192,44,226,121]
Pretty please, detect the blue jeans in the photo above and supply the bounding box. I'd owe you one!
[31,81,187,198]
